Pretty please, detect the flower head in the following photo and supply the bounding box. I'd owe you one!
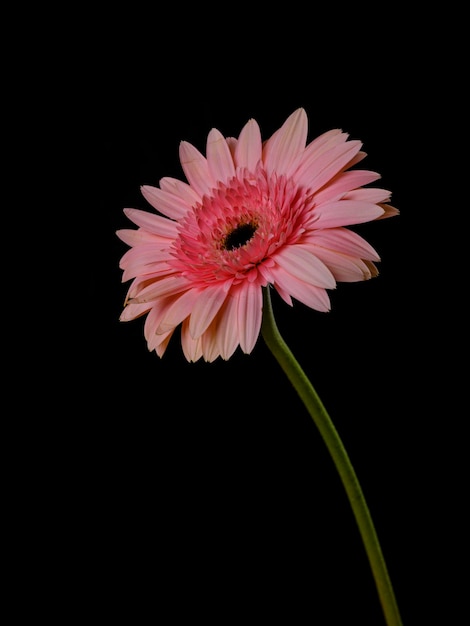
[117,108,398,362]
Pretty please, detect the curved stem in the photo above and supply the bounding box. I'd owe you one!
[261,287,403,626]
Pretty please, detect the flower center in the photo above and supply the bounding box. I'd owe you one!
[170,168,312,287]
[222,222,258,251]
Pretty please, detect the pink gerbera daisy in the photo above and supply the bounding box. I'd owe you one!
[117,108,398,362]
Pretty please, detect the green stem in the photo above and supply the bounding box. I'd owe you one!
[261,286,403,626]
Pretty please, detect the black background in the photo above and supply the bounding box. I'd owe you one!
[16,6,462,625]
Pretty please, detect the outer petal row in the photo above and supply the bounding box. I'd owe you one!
[304,228,381,261]
[123,208,178,238]
[206,128,236,184]
[179,141,216,197]
[272,268,331,312]
[182,282,263,361]
[141,184,194,220]
[262,108,308,176]
[310,200,384,229]
[234,118,262,171]
[295,140,363,193]
[274,246,336,289]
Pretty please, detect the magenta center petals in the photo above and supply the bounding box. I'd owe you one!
[169,166,312,287]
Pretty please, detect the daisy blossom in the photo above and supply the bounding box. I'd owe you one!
[117,108,398,362]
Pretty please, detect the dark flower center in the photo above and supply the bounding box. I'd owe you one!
[223,222,257,251]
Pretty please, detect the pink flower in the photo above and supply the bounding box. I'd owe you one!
[117,108,398,362]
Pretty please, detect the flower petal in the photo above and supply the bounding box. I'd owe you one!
[274,246,336,289]
[179,140,216,197]
[343,187,391,204]
[263,108,308,175]
[157,288,200,334]
[141,185,192,220]
[236,282,262,354]
[120,245,173,282]
[116,228,167,247]
[206,128,236,185]
[304,228,381,262]
[273,270,331,312]
[311,200,384,229]
[129,275,189,303]
[234,118,262,171]
[309,248,377,281]
[119,243,172,268]
[188,283,230,339]
[155,331,174,357]
[376,203,400,219]
[313,170,382,204]
[159,176,201,205]
[286,129,347,178]
[123,208,178,239]
[181,318,203,362]
[125,271,169,299]
[200,327,221,362]
[120,301,152,322]
[295,140,363,193]
[144,299,175,350]
[215,293,241,360]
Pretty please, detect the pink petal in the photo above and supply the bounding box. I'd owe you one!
[155,331,174,357]
[206,128,236,185]
[313,170,382,204]
[188,283,229,339]
[159,176,201,205]
[311,200,384,229]
[215,294,241,360]
[376,203,400,219]
[348,150,367,168]
[258,265,294,305]
[121,253,171,283]
[304,228,381,261]
[157,288,200,333]
[295,140,363,193]
[119,243,169,273]
[141,185,192,220]
[119,243,172,269]
[263,108,308,175]
[272,282,294,306]
[125,271,168,298]
[286,129,347,177]
[116,228,167,247]
[181,318,203,362]
[309,248,376,281]
[144,301,175,350]
[179,141,216,197]
[234,118,262,171]
[119,301,152,322]
[123,208,178,239]
[225,136,237,160]
[275,246,336,289]
[143,301,164,341]
[130,275,189,303]
[200,328,221,362]
[236,282,262,354]
[343,187,391,204]
[272,270,331,312]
